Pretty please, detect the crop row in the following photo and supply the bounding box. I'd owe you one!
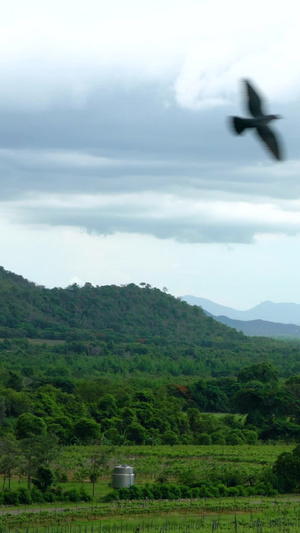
[1,502,300,533]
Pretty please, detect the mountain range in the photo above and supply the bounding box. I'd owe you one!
[181,296,300,338]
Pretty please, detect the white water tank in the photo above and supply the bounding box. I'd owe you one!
[112,465,134,489]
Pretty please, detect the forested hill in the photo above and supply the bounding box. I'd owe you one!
[0,267,243,344]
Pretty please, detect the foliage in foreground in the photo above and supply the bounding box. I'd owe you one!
[1,497,300,531]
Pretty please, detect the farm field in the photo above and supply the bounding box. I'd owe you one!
[0,444,297,532]
[1,496,300,533]
[59,443,293,485]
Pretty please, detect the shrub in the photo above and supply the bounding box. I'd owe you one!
[104,490,119,502]
[159,484,173,499]
[128,485,143,499]
[63,489,81,502]
[244,429,258,444]
[30,486,44,503]
[198,484,216,498]
[226,431,244,445]
[79,486,92,501]
[17,487,32,504]
[235,485,247,497]
[43,490,56,502]
[33,466,56,493]
[167,483,181,499]
[148,484,160,499]
[226,486,240,497]
[217,483,228,496]
[142,484,154,499]
[189,487,201,498]
[197,433,212,445]
[211,432,226,445]
[116,488,131,500]
[3,491,19,505]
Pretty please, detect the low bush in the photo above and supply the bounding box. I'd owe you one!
[104,480,279,502]
[0,485,92,506]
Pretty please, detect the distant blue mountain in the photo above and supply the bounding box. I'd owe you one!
[182,296,300,327]
[211,315,300,338]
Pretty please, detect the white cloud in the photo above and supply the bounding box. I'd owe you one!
[2,189,300,244]
[0,0,299,111]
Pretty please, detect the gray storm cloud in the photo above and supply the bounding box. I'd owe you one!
[0,83,299,245]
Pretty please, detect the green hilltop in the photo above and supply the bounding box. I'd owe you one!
[0,266,243,344]
[0,266,300,380]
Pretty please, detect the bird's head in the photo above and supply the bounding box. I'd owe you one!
[270,114,283,120]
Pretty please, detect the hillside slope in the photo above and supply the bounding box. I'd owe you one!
[0,267,243,344]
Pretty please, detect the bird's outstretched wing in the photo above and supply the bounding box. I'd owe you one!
[244,79,265,117]
[256,125,282,161]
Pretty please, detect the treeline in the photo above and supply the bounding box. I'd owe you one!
[0,362,300,444]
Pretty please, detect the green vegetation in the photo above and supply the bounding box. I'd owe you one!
[0,362,300,445]
[0,443,298,531]
[0,267,299,446]
[0,443,296,505]
[1,267,300,530]
[3,501,300,533]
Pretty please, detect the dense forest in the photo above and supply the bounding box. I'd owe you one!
[1,267,300,446]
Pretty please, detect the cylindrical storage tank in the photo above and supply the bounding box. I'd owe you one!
[112,465,134,489]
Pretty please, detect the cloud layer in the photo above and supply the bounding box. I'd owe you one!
[1,0,300,304]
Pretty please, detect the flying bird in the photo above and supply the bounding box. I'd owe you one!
[230,79,283,161]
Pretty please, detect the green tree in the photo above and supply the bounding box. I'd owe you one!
[73,418,100,444]
[0,436,20,489]
[6,371,23,391]
[161,430,179,445]
[97,394,117,418]
[16,413,47,439]
[20,434,59,490]
[46,415,73,445]
[0,396,6,425]
[33,466,56,493]
[1,389,33,417]
[86,443,111,496]
[237,363,278,384]
[125,421,147,444]
[273,444,300,492]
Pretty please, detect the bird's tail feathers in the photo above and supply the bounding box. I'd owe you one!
[231,116,247,135]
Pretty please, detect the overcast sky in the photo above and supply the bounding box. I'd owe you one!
[1,0,300,309]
